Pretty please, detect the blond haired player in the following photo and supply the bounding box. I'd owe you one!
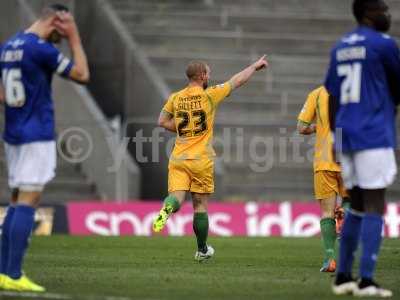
[153,56,268,261]
[297,86,350,272]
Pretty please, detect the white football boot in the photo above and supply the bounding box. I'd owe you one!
[194,245,215,262]
[332,274,358,296]
[353,280,393,298]
[332,281,358,295]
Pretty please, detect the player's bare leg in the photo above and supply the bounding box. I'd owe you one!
[2,190,45,292]
[153,191,186,232]
[192,193,214,262]
[335,197,350,237]
[319,196,337,273]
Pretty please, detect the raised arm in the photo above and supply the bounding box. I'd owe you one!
[229,55,268,91]
[158,110,176,133]
[55,12,90,84]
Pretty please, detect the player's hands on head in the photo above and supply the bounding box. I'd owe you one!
[254,55,268,71]
[53,11,79,41]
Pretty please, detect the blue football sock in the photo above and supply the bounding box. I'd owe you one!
[7,205,35,279]
[360,213,383,280]
[338,210,362,275]
[1,206,16,274]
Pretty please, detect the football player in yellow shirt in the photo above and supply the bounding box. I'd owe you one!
[297,86,350,272]
[153,56,268,261]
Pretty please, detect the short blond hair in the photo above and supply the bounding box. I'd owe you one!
[186,61,208,80]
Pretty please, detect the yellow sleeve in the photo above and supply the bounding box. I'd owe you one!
[298,88,318,125]
[205,81,233,105]
[162,94,175,115]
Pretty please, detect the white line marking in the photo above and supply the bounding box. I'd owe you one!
[381,246,399,251]
[0,291,71,299]
[0,291,133,300]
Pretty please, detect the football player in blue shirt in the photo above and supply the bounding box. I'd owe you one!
[325,0,399,297]
[0,4,89,292]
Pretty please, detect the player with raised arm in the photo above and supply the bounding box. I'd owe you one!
[297,86,350,273]
[153,56,268,261]
[326,0,399,297]
[0,4,89,292]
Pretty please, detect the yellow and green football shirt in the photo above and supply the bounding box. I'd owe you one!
[298,86,341,172]
[163,82,232,160]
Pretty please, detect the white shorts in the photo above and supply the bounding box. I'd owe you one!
[4,141,57,192]
[340,148,397,190]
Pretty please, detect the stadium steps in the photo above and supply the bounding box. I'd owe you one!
[146,53,329,79]
[108,0,400,201]
[123,13,400,40]
[223,163,314,201]
[123,13,355,36]
[165,76,319,97]
[215,102,299,121]
[133,30,339,56]
[110,0,400,16]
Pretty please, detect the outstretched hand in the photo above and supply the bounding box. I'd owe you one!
[254,55,268,71]
[229,54,269,90]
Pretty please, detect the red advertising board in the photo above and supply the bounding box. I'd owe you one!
[67,202,400,238]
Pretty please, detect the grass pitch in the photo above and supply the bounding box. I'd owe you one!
[1,236,399,300]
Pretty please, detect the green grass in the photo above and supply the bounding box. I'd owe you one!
[2,236,400,300]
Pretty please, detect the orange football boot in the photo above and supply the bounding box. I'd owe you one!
[320,259,337,273]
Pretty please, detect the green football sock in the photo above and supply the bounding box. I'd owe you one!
[320,218,336,261]
[163,195,181,213]
[193,212,209,252]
